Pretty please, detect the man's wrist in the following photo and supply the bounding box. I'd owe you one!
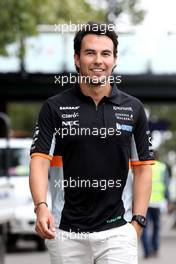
[34,202,48,213]
[131,215,147,228]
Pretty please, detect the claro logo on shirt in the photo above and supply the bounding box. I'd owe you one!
[62,120,79,126]
[62,112,79,119]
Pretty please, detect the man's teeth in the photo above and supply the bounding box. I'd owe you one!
[92,69,103,72]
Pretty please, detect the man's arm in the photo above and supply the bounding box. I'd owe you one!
[29,157,56,239]
[131,164,152,237]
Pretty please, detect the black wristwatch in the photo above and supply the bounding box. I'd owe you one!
[132,215,147,228]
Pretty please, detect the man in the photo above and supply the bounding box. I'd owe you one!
[141,154,170,258]
[29,21,155,264]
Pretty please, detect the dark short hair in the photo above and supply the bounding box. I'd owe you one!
[74,21,118,72]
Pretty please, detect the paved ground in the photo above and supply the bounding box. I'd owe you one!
[139,236,175,264]
[139,214,176,264]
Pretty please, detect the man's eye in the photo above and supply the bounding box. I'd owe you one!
[103,53,111,56]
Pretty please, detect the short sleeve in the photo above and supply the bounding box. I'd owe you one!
[130,103,155,166]
[30,101,56,160]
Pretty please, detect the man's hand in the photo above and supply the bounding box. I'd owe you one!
[35,205,56,239]
[131,221,143,239]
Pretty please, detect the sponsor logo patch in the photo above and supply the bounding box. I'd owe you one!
[115,113,133,121]
[113,106,133,111]
[62,112,79,119]
[62,120,79,126]
[116,123,133,132]
[60,106,80,110]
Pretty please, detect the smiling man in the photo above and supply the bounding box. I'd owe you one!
[29,21,155,264]
[75,33,116,86]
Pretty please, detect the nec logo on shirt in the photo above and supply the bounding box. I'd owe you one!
[62,120,79,126]
[116,123,133,132]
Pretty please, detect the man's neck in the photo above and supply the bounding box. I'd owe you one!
[79,82,112,105]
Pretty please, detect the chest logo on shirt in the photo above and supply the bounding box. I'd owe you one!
[62,112,79,119]
[116,123,133,132]
[113,106,134,121]
[115,112,133,121]
[62,120,79,126]
[113,106,133,111]
[60,106,80,110]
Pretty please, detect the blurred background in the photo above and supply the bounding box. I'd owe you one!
[0,0,176,263]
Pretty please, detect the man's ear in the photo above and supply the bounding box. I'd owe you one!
[74,53,80,69]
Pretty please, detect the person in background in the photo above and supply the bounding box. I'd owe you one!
[141,151,170,259]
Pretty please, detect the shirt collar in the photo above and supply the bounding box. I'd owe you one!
[73,82,122,105]
[106,83,122,105]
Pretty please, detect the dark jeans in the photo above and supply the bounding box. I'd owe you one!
[141,207,160,257]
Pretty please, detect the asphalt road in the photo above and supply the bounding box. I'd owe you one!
[5,240,50,264]
[6,251,49,264]
[139,236,176,264]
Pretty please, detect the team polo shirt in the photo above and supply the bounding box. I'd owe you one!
[30,83,155,233]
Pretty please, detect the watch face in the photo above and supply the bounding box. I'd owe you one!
[139,216,147,226]
[132,215,147,227]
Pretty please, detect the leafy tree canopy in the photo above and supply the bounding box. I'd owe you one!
[0,0,144,55]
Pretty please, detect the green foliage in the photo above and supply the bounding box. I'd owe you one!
[48,0,106,24]
[149,104,176,131]
[0,0,51,56]
[8,103,41,134]
[0,0,105,57]
[148,104,176,155]
[124,0,145,24]
[0,0,145,57]
[95,0,145,24]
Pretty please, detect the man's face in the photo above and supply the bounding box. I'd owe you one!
[74,34,117,85]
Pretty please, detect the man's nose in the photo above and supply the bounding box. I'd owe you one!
[93,54,103,64]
